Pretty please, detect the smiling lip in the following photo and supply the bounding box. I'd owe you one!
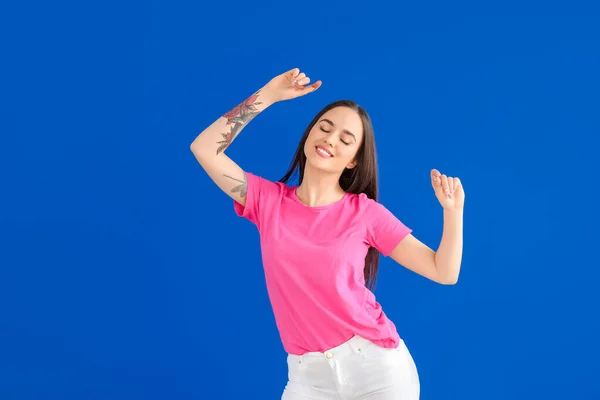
[315,146,334,158]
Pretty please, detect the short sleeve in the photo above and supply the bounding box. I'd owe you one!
[233,172,280,230]
[365,199,412,256]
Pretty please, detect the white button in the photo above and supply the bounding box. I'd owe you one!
[326,352,333,359]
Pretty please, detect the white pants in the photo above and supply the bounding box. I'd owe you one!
[282,335,420,400]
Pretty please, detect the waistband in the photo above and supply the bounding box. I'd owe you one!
[289,335,397,362]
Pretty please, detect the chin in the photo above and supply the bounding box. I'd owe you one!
[305,155,339,175]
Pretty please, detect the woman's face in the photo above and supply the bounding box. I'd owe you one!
[303,106,364,175]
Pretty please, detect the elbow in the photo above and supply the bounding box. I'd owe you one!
[439,276,459,285]
[437,269,460,285]
[433,259,461,285]
[190,142,209,161]
[191,137,220,162]
[190,135,208,153]
[190,142,201,154]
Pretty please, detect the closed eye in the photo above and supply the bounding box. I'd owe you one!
[320,127,351,146]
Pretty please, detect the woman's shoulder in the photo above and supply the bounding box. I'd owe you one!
[345,191,377,206]
[246,171,292,194]
[344,192,396,217]
[341,192,380,214]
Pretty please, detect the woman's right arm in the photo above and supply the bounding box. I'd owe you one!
[189,68,321,207]
[190,87,275,207]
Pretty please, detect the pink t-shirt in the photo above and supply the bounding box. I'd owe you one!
[233,172,412,355]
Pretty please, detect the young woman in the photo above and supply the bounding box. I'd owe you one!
[190,68,464,400]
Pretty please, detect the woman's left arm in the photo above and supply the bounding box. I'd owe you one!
[388,169,465,285]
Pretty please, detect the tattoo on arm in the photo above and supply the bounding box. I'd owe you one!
[223,172,248,198]
[217,90,263,154]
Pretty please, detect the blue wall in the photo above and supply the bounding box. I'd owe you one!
[1,1,599,399]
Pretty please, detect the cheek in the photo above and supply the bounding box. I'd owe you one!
[305,130,324,150]
[338,146,358,162]
[303,140,313,155]
[307,130,322,143]
[329,151,353,169]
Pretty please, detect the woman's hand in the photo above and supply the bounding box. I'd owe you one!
[262,68,322,103]
[431,169,465,210]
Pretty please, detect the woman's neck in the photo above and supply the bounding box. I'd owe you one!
[295,165,345,207]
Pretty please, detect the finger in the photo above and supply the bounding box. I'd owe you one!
[441,174,449,196]
[288,68,300,78]
[300,80,322,95]
[448,176,454,195]
[292,72,306,86]
[297,76,311,86]
[431,169,441,188]
[286,68,300,85]
[430,169,441,184]
[454,177,462,193]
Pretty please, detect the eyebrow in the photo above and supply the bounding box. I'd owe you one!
[320,118,356,140]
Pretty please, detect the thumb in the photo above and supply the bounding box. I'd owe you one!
[299,80,322,96]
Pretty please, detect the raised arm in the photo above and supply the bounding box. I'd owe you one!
[388,169,465,285]
[190,88,273,207]
[190,68,322,206]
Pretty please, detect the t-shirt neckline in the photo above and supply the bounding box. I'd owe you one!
[290,186,350,211]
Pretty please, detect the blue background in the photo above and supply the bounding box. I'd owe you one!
[1,1,599,399]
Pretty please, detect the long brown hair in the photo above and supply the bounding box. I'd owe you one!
[279,100,381,290]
